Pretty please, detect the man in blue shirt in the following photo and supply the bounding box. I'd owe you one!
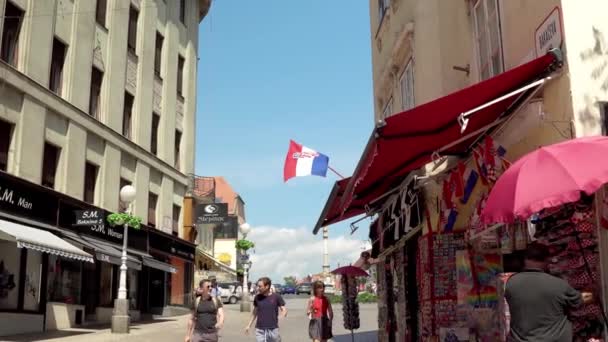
[245,277,287,342]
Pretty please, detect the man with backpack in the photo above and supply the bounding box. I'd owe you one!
[186,279,224,342]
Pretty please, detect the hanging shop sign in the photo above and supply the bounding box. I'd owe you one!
[535,7,562,57]
[73,209,105,227]
[197,203,228,224]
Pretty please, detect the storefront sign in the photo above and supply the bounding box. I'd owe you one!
[0,171,58,225]
[149,230,195,262]
[74,210,104,227]
[197,203,228,224]
[535,7,562,57]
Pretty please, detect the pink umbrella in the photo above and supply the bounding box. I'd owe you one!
[331,265,369,277]
[481,136,608,224]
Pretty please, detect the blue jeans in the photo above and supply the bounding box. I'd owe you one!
[255,328,281,342]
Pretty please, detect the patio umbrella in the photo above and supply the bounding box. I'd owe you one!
[331,265,369,277]
[480,135,608,224]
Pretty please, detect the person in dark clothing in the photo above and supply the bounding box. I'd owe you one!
[186,279,224,342]
[245,277,288,342]
[505,243,593,342]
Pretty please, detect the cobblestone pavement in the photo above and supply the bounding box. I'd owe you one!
[1,297,378,342]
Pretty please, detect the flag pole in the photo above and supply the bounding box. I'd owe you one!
[328,165,345,179]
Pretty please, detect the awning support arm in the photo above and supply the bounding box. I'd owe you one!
[458,76,552,133]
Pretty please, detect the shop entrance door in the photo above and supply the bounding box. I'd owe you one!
[149,268,166,308]
[81,261,99,317]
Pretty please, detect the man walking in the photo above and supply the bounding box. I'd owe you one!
[505,243,593,341]
[245,277,288,341]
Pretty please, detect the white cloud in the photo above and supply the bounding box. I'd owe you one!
[246,225,367,284]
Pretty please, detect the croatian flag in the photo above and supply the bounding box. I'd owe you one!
[283,140,329,182]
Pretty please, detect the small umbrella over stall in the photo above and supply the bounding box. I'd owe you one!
[331,265,369,342]
[479,135,608,327]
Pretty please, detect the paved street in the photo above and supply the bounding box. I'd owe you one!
[2,297,378,342]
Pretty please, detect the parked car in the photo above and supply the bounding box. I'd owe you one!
[217,282,241,304]
[296,283,312,295]
[324,284,336,295]
[281,286,297,295]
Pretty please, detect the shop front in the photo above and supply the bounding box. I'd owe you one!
[147,229,195,315]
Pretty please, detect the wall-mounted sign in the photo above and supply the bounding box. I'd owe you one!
[197,203,228,224]
[535,7,562,57]
[74,210,104,227]
[0,172,58,225]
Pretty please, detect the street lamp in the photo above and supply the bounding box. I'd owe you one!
[239,222,252,312]
[112,185,136,334]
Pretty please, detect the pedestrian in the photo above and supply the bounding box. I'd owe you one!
[505,243,594,342]
[306,281,333,342]
[245,277,288,341]
[210,278,221,298]
[185,279,225,342]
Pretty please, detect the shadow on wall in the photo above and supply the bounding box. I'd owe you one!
[577,26,608,133]
[333,330,379,342]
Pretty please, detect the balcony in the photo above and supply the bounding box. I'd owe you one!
[126,51,138,94]
[176,95,184,129]
[191,176,215,198]
[153,75,162,113]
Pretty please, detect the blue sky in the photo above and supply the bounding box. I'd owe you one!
[195,1,374,280]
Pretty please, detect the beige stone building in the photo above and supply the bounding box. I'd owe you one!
[0,0,210,336]
[316,0,608,341]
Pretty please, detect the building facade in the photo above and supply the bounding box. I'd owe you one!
[0,0,210,336]
[315,0,608,341]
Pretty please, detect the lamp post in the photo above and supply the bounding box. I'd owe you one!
[111,185,136,334]
[239,222,251,312]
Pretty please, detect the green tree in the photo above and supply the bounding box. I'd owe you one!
[283,276,296,286]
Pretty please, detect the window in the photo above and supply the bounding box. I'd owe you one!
[174,130,182,169]
[83,162,98,204]
[48,256,82,304]
[122,92,133,139]
[172,205,181,236]
[118,178,130,212]
[0,1,23,66]
[151,113,160,156]
[49,38,67,95]
[148,193,158,227]
[0,120,13,171]
[127,6,139,54]
[400,60,414,111]
[0,241,21,309]
[98,262,114,306]
[378,0,390,26]
[154,33,164,76]
[179,0,186,24]
[95,0,107,27]
[382,97,393,119]
[89,67,103,118]
[42,143,60,188]
[473,0,503,80]
[177,55,185,96]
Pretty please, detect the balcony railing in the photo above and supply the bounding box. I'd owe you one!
[191,175,215,198]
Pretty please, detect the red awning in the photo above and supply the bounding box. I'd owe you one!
[314,50,562,233]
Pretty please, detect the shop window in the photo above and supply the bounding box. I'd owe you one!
[179,0,186,24]
[0,1,24,67]
[127,6,138,55]
[0,120,13,171]
[118,178,130,212]
[98,262,114,307]
[172,205,181,236]
[47,255,82,304]
[174,130,182,170]
[122,92,133,139]
[0,241,20,309]
[170,257,185,305]
[151,113,160,156]
[473,0,503,80]
[377,0,390,27]
[83,162,98,204]
[382,97,393,119]
[154,33,163,77]
[148,193,158,227]
[128,269,138,310]
[400,60,414,111]
[177,55,185,97]
[23,250,42,311]
[89,67,103,119]
[49,38,67,95]
[95,0,107,27]
[42,143,60,189]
